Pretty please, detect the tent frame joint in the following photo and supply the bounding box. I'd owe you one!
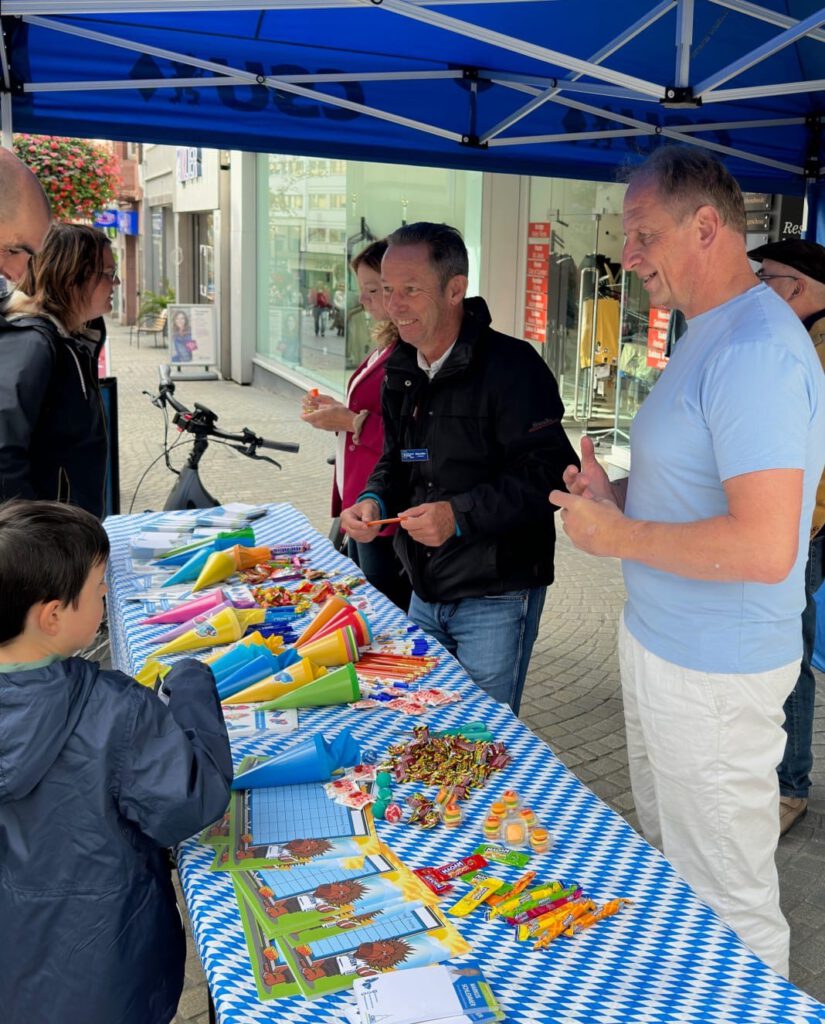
[804,114,822,181]
[659,85,701,108]
[460,133,487,149]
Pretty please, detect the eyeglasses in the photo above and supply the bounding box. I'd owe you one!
[755,270,799,284]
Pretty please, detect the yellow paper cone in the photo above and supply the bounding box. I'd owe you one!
[135,659,170,688]
[296,627,352,666]
[221,674,306,704]
[257,664,360,709]
[154,606,245,657]
[280,656,323,685]
[192,549,237,591]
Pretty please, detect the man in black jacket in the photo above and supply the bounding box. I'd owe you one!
[341,223,576,713]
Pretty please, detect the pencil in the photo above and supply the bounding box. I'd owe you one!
[365,516,405,527]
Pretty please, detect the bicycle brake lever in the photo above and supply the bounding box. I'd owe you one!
[228,444,281,469]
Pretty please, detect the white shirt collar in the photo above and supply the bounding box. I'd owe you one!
[417,339,457,379]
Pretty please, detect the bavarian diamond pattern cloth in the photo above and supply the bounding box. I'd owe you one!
[105,505,825,1024]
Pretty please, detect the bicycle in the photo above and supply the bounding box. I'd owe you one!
[134,366,299,511]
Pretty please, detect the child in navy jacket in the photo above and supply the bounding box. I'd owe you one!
[0,500,232,1024]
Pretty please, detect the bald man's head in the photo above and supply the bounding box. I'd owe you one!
[0,148,51,286]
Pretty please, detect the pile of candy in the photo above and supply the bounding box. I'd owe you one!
[386,725,510,796]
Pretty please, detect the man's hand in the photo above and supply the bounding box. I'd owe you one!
[560,436,616,504]
[549,489,627,558]
[340,499,382,543]
[399,501,456,547]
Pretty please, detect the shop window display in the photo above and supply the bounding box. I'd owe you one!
[256,155,481,393]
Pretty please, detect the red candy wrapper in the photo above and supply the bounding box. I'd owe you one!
[414,868,454,895]
[427,854,489,883]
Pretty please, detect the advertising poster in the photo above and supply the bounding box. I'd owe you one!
[168,304,217,367]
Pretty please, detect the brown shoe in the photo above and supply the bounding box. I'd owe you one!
[779,796,808,836]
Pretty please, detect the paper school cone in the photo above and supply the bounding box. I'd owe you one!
[293,595,351,647]
[230,727,361,790]
[256,663,359,710]
[216,652,284,700]
[280,656,321,685]
[155,528,256,567]
[134,658,170,688]
[153,606,247,657]
[234,544,276,570]
[221,672,308,705]
[313,606,372,647]
[191,549,237,591]
[296,625,359,667]
[151,601,233,644]
[141,589,227,626]
[162,546,214,588]
[201,630,283,666]
[231,733,334,789]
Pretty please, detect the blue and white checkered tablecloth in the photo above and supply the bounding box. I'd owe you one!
[105,504,825,1024]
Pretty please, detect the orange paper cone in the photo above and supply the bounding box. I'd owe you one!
[313,606,372,647]
[294,595,351,647]
[234,545,275,570]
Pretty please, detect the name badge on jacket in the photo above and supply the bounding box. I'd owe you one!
[401,448,430,462]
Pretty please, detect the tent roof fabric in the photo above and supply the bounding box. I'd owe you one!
[2,1,825,194]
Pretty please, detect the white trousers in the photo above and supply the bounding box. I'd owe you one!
[618,615,796,977]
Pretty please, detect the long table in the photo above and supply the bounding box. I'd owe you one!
[106,504,825,1024]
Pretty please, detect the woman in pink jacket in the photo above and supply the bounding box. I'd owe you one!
[301,241,411,610]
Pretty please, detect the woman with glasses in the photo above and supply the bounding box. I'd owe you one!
[0,223,115,517]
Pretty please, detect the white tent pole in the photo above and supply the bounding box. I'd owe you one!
[8,0,553,11]
[481,1,673,143]
[675,0,694,87]
[26,69,464,93]
[695,7,825,94]
[0,95,12,149]
[710,0,825,45]
[0,18,11,147]
[358,0,664,97]
[704,79,825,102]
[491,83,802,172]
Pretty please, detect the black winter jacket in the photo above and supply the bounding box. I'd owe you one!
[0,657,232,1024]
[0,307,108,517]
[364,298,578,602]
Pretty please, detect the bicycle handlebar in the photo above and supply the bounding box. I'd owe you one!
[151,368,299,455]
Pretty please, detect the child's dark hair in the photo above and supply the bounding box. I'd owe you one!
[0,500,110,644]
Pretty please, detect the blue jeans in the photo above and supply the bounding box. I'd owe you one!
[408,587,546,714]
[778,533,824,798]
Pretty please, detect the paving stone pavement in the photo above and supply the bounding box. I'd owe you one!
[104,325,825,1020]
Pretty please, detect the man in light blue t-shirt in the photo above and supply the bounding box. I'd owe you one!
[552,145,825,978]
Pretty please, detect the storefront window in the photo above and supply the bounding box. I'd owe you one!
[256,155,482,392]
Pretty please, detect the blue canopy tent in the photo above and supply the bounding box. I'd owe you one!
[1,1,824,232]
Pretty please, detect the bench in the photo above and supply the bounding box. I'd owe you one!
[133,309,168,349]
